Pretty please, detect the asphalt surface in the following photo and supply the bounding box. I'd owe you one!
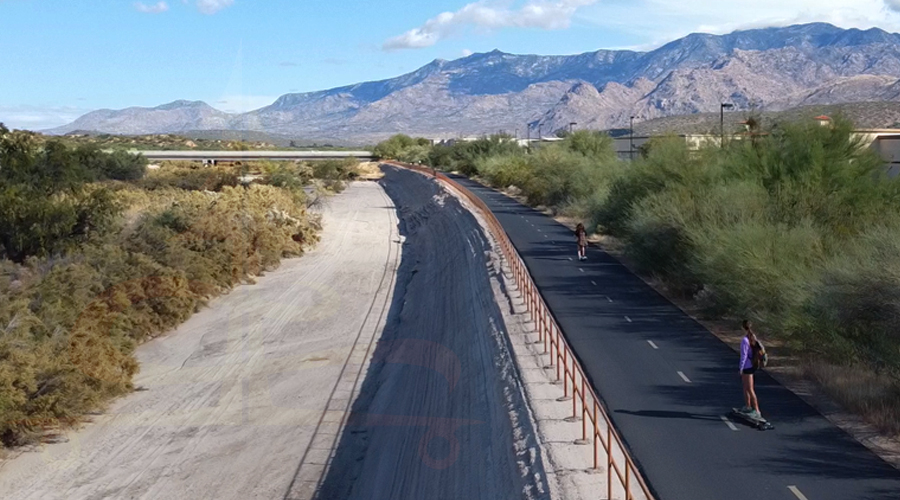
[315,167,549,500]
[453,176,900,500]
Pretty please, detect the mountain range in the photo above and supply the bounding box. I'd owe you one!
[48,23,900,141]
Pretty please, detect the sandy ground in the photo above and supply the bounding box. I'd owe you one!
[0,181,401,500]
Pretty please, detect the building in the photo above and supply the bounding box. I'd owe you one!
[612,134,722,160]
[613,123,900,177]
[856,129,900,178]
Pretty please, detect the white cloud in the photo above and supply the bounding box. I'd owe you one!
[196,0,234,15]
[462,48,474,56]
[134,1,169,14]
[214,95,276,113]
[0,105,90,131]
[886,0,900,13]
[383,0,598,50]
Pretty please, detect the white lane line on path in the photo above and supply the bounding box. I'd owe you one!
[677,371,692,383]
[625,316,632,323]
[720,415,739,431]
[647,340,659,349]
[788,486,810,500]
[591,281,597,286]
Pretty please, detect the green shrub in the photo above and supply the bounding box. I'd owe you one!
[477,154,533,189]
[563,130,617,162]
[0,172,319,447]
[73,145,147,181]
[139,163,239,192]
[0,128,121,262]
[801,223,900,370]
[373,135,432,162]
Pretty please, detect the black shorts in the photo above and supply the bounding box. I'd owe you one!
[742,367,757,375]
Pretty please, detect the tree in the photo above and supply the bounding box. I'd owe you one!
[0,127,121,262]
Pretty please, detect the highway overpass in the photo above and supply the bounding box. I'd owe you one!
[134,150,375,162]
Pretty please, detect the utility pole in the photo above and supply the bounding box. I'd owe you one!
[720,103,734,148]
[630,116,635,161]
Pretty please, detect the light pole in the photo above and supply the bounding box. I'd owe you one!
[630,116,636,161]
[538,124,543,141]
[720,103,734,148]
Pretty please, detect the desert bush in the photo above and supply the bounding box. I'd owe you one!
[523,145,620,211]
[428,136,523,176]
[0,127,121,262]
[594,117,900,373]
[309,157,359,192]
[373,134,432,162]
[73,145,147,181]
[595,137,690,236]
[139,162,239,192]
[563,130,617,162]
[805,363,900,437]
[0,163,319,447]
[477,154,534,190]
[800,223,900,370]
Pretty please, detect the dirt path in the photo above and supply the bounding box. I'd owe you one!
[0,181,400,500]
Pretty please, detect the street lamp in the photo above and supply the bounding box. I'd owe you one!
[630,116,636,161]
[720,103,734,148]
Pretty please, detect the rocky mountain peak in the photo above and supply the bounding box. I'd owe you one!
[48,23,900,141]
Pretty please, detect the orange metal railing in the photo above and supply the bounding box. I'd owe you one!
[388,161,655,500]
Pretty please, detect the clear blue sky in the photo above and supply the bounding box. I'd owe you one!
[2,0,899,129]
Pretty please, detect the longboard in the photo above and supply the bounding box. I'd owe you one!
[731,408,775,430]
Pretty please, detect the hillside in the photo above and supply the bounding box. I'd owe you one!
[48,23,900,140]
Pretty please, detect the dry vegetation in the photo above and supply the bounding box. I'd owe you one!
[0,125,362,447]
[43,133,280,152]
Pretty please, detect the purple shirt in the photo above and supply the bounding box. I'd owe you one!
[740,336,753,371]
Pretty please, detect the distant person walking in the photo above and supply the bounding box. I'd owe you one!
[575,223,588,261]
[739,320,764,419]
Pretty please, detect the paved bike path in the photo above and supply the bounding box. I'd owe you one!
[453,176,900,500]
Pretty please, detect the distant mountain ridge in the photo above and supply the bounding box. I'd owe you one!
[48,23,900,140]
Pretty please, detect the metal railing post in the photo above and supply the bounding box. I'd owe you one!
[608,425,613,500]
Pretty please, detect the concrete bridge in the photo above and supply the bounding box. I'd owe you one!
[134,150,375,162]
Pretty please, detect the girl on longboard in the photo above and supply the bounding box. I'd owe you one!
[739,320,763,420]
[575,223,588,261]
